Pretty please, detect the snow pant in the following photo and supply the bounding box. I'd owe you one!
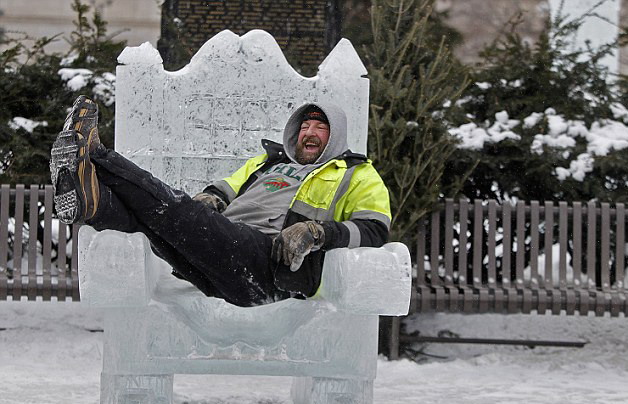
[86,149,291,307]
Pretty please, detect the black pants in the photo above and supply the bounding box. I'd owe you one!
[87,149,290,307]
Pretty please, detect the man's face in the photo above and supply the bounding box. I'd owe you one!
[295,119,330,164]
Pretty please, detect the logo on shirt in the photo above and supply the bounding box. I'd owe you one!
[263,177,290,192]
[264,164,304,181]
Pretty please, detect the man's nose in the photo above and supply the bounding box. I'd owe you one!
[305,126,318,137]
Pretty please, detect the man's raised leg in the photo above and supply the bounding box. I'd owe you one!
[89,149,286,306]
[51,96,288,307]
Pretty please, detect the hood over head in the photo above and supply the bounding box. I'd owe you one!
[283,102,348,165]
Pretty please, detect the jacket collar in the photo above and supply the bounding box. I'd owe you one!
[261,139,367,168]
[261,139,290,163]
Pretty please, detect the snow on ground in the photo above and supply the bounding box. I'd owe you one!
[1,301,628,404]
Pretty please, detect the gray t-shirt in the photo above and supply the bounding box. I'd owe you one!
[222,162,318,236]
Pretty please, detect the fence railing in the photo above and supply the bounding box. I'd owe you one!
[3,188,626,320]
[0,184,81,301]
[412,199,628,317]
[4,185,628,364]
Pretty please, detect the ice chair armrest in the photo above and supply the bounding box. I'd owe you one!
[316,242,412,316]
[78,227,170,308]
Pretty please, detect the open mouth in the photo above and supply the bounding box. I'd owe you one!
[303,138,321,151]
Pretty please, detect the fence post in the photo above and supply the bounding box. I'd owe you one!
[12,185,25,300]
[0,185,9,300]
[42,186,53,301]
[389,317,401,360]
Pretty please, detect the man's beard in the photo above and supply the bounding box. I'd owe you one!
[295,146,319,164]
[295,138,324,164]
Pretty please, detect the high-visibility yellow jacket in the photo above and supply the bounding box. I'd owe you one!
[209,140,391,297]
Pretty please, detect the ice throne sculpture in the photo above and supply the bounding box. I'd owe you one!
[78,30,411,404]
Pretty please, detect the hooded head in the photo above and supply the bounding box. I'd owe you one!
[283,102,349,165]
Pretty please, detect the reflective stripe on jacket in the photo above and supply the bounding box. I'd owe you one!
[210,140,391,297]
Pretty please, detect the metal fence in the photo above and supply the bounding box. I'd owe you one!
[3,190,627,313]
[3,187,627,358]
[0,184,81,301]
[413,199,628,317]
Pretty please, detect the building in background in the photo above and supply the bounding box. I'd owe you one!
[0,0,161,54]
[438,0,626,75]
[0,0,625,73]
[157,0,341,73]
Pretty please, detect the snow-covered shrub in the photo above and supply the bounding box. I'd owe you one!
[442,9,628,204]
[0,0,124,185]
[420,7,628,297]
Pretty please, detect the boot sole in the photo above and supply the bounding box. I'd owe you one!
[50,130,86,224]
[63,96,98,133]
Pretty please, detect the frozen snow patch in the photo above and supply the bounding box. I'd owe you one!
[523,112,543,128]
[8,117,48,133]
[475,82,491,90]
[531,133,576,154]
[92,72,116,107]
[586,120,628,156]
[555,153,594,181]
[58,68,93,91]
[610,103,628,122]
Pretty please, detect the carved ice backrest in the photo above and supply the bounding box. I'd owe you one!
[114,30,369,195]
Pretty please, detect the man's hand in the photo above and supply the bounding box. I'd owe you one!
[192,192,227,213]
[272,221,325,272]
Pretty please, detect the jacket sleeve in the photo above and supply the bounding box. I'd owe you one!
[321,163,391,249]
[321,219,388,249]
[201,154,268,203]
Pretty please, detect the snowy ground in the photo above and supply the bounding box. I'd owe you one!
[1,301,628,404]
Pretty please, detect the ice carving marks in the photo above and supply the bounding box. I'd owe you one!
[184,95,292,157]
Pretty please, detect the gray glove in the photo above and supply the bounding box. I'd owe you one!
[192,192,227,213]
[272,221,325,272]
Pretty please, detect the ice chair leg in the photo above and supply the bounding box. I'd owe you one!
[291,376,374,404]
[100,373,174,404]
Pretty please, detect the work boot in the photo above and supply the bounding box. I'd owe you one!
[63,95,102,152]
[50,96,102,224]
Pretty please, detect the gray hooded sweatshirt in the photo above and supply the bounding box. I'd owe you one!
[218,103,349,236]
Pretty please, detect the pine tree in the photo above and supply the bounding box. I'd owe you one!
[443,5,628,204]
[157,0,196,71]
[363,0,469,243]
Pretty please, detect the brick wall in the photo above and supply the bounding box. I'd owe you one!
[160,0,341,72]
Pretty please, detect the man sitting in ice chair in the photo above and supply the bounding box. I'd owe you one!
[61,30,411,404]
